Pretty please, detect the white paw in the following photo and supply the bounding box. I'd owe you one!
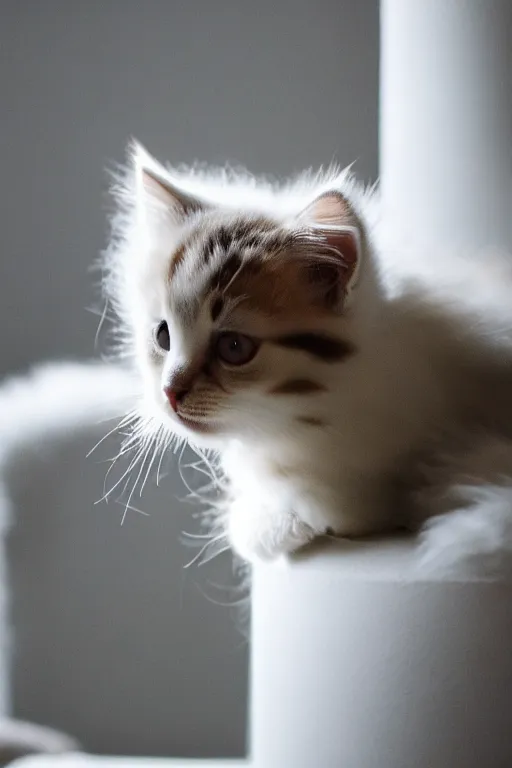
[228,497,315,564]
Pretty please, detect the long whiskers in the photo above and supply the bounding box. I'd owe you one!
[86,410,140,458]
[122,430,159,524]
[90,397,231,572]
[183,532,228,569]
[114,499,150,518]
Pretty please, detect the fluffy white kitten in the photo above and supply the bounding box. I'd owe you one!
[103,142,512,576]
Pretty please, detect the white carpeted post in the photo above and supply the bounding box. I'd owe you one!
[251,542,512,768]
[380,0,512,250]
[250,2,512,767]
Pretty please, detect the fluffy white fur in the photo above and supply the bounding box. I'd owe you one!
[103,142,512,579]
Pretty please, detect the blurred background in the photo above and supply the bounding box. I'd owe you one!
[0,0,378,759]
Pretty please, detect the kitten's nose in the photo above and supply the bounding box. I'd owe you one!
[164,386,188,413]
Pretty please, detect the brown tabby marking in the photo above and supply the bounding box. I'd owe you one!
[296,416,326,427]
[224,257,314,317]
[168,241,188,280]
[214,252,244,291]
[202,219,277,266]
[274,333,354,362]
[211,296,224,321]
[201,226,233,264]
[269,379,326,395]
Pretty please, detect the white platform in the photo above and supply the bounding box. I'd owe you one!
[251,539,512,767]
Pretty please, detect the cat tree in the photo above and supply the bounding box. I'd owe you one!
[250,2,512,767]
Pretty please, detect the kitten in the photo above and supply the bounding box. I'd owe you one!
[103,142,512,574]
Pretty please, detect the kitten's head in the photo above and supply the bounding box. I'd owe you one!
[105,143,379,449]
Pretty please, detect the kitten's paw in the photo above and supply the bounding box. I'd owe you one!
[228,499,315,564]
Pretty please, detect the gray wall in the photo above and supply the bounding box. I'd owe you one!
[1,0,378,376]
[0,0,379,758]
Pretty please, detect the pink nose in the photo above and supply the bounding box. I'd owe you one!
[164,387,187,413]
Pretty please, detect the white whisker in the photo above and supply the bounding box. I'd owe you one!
[197,543,231,567]
[93,298,110,351]
[140,425,163,496]
[122,435,155,524]
[115,499,150,517]
[86,417,127,458]
[194,582,249,608]
[157,434,172,485]
[181,530,217,541]
[98,439,148,504]
[183,532,227,569]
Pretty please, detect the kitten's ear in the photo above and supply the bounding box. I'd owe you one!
[296,191,362,310]
[132,141,207,223]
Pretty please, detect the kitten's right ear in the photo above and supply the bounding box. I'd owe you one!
[295,191,362,310]
[132,141,207,223]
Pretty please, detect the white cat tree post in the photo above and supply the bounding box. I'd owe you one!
[250,2,512,767]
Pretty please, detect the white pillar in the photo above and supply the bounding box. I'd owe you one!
[380,0,512,250]
[250,3,512,766]
[251,542,512,768]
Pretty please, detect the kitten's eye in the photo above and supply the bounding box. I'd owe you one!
[216,332,258,366]
[155,320,170,351]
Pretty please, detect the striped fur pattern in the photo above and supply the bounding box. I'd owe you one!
[102,142,512,576]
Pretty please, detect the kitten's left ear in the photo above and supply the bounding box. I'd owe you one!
[296,191,362,310]
[132,141,208,223]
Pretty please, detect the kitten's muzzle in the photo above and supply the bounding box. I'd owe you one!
[164,385,188,413]
[164,354,206,413]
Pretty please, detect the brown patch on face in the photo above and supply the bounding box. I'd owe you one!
[273,333,355,363]
[224,253,310,317]
[200,217,343,322]
[269,379,326,395]
[296,416,326,428]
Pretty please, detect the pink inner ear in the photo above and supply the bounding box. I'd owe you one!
[321,227,360,280]
[141,170,174,206]
[297,190,362,308]
[307,192,352,226]
[305,226,361,310]
[140,168,205,217]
